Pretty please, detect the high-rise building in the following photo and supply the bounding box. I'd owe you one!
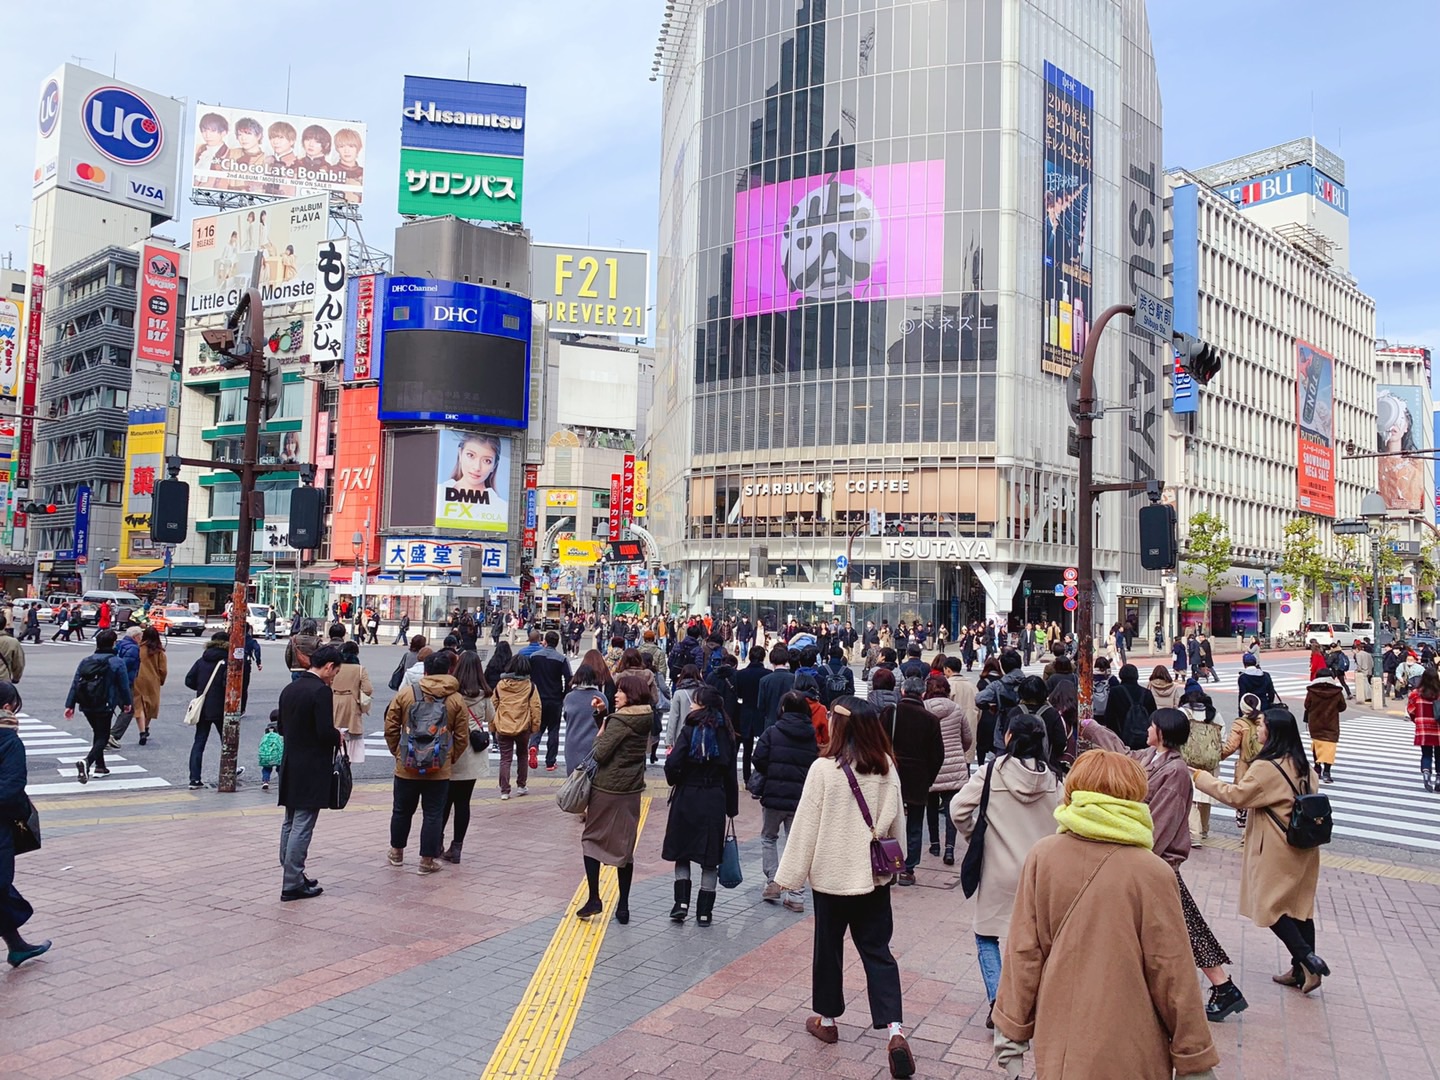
[650,0,1165,634]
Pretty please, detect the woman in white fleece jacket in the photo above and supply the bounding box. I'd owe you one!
[774,696,915,1079]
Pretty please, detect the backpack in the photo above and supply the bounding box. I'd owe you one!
[1236,717,1263,763]
[1328,650,1350,674]
[703,644,725,679]
[1181,715,1223,772]
[1091,675,1112,717]
[1262,761,1333,848]
[1119,685,1152,750]
[988,681,1021,752]
[74,656,111,712]
[401,688,452,775]
[824,666,850,701]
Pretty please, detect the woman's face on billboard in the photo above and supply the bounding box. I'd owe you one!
[457,440,496,488]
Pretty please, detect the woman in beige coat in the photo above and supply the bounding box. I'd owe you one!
[131,627,167,745]
[1219,692,1265,832]
[442,650,492,863]
[330,641,373,763]
[1193,706,1328,994]
[1143,665,1180,711]
[949,713,1062,1027]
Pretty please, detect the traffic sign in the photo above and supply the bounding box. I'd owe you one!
[1063,584,1078,599]
[1134,286,1173,340]
[835,555,849,570]
[1063,597,1078,612]
[1063,566,1078,582]
[1053,584,1065,596]
[832,582,843,597]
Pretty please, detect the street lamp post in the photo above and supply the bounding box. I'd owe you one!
[1337,492,1389,700]
[351,517,369,642]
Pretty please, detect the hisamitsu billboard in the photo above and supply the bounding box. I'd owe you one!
[400,76,527,158]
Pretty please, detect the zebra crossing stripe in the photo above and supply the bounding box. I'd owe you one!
[15,712,171,795]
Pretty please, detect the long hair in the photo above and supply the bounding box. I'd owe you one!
[685,686,729,760]
[582,648,611,685]
[141,626,163,654]
[455,650,489,698]
[826,696,891,776]
[449,433,500,489]
[1256,706,1312,781]
[1000,713,1050,772]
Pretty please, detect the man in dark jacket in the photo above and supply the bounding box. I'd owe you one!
[64,629,132,783]
[668,624,705,680]
[754,690,819,912]
[1007,675,1068,775]
[185,633,234,789]
[976,651,1025,754]
[736,615,755,649]
[820,646,855,706]
[899,645,929,682]
[527,630,572,772]
[276,643,343,901]
[731,647,769,782]
[1236,653,1279,710]
[891,677,944,885]
[755,645,796,732]
[1101,662,1148,741]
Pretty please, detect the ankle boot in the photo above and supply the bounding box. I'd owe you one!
[695,888,716,927]
[442,842,462,864]
[670,880,691,922]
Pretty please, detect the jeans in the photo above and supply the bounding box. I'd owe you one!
[390,777,449,858]
[82,710,112,773]
[926,790,959,849]
[760,807,803,901]
[442,778,477,846]
[529,700,562,767]
[279,807,320,893]
[902,802,926,871]
[975,934,1002,1001]
[497,734,529,794]
[189,717,224,784]
[675,861,719,890]
[1422,746,1438,771]
[812,888,903,1027]
[261,765,274,784]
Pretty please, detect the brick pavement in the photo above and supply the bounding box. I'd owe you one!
[2,774,1439,1079]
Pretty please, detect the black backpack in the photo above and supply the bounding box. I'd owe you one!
[73,656,111,712]
[1119,685,1152,750]
[824,666,850,701]
[1263,761,1332,848]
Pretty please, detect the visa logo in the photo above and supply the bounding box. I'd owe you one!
[129,180,165,204]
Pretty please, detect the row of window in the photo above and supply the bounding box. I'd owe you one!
[213,382,306,425]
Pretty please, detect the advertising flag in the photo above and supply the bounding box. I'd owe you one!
[135,245,180,367]
[633,460,648,517]
[1296,341,1336,517]
[434,428,510,533]
[1040,62,1095,378]
[524,464,538,553]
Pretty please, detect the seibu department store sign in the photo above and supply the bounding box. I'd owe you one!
[882,538,992,561]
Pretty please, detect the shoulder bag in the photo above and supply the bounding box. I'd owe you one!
[467,702,492,754]
[841,762,906,881]
[183,661,223,727]
[718,818,743,888]
[10,795,40,855]
[958,761,995,898]
[1262,761,1332,848]
[555,756,596,814]
[329,745,353,810]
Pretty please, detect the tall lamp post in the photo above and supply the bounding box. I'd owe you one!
[351,516,370,641]
[1337,492,1388,700]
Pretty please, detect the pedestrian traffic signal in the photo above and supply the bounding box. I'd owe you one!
[1138,503,1178,570]
[833,582,843,597]
[1174,333,1222,385]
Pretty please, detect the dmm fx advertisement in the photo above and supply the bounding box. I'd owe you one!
[435,428,511,533]
[531,243,650,336]
[1296,340,1336,517]
[121,407,165,561]
[1040,61,1094,378]
[188,193,328,315]
[191,104,366,204]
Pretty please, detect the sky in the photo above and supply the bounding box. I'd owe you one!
[0,0,1434,367]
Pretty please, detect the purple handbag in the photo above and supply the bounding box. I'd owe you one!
[841,762,906,880]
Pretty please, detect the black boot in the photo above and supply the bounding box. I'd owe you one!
[695,888,716,927]
[1323,763,1334,784]
[1204,979,1248,1022]
[1423,768,1433,793]
[441,842,462,864]
[670,880,691,922]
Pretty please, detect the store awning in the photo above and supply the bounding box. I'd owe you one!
[104,564,163,579]
[329,566,381,584]
[137,564,268,585]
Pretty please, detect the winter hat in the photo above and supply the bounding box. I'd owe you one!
[1242,653,1259,667]
[1239,692,1262,718]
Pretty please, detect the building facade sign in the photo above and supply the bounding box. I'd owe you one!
[881,538,992,561]
[383,537,506,576]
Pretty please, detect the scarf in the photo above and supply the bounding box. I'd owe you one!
[0,709,18,731]
[1054,791,1154,849]
[688,712,721,762]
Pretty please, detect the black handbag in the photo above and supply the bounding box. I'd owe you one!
[11,796,41,855]
[959,762,995,898]
[467,704,491,754]
[329,747,353,810]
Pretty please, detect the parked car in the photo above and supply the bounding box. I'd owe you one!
[1305,622,1356,648]
[81,589,144,626]
[151,605,206,637]
[244,604,288,637]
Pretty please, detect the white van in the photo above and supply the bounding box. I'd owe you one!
[81,590,144,626]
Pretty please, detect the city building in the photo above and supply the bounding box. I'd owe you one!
[649,0,1166,634]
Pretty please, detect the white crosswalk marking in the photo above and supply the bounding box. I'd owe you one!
[16,715,171,795]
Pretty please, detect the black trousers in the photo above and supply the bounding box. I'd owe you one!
[926,789,959,848]
[738,733,755,782]
[442,778,477,846]
[812,887,903,1027]
[82,709,111,772]
[390,777,450,858]
[1270,915,1317,964]
[529,700,562,767]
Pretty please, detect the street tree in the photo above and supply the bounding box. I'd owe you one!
[1182,511,1232,629]
[1279,517,1328,628]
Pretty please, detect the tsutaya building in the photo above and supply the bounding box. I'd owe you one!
[649,0,1166,633]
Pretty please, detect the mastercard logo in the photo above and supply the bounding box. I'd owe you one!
[74,162,107,182]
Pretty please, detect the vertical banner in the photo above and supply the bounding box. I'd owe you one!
[313,238,349,366]
[135,246,180,367]
[622,453,636,524]
[17,263,45,524]
[313,409,333,490]
[523,463,538,553]
[121,407,166,562]
[70,484,91,564]
[1296,341,1336,517]
[0,421,14,547]
[1040,62,1094,378]
[633,460,648,518]
[345,273,378,381]
[1377,384,1427,511]
[0,298,21,397]
[609,473,622,541]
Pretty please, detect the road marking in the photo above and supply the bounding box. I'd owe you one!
[16,713,170,795]
[481,797,651,1080]
[27,777,173,796]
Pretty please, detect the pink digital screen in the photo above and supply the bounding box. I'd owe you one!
[731,161,945,318]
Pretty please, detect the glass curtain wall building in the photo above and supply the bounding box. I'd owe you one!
[651,0,1165,636]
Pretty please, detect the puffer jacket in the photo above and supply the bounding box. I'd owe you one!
[491,673,541,737]
[591,705,653,794]
[926,695,973,792]
[754,707,819,813]
[383,673,467,781]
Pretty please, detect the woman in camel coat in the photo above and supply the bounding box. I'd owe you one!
[331,641,373,763]
[132,627,167,744]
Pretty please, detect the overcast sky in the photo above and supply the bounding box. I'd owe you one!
[2,0,1434,358]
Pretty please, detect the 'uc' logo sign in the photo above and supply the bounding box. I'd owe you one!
[38,80,60,138]
[82,86,163,165]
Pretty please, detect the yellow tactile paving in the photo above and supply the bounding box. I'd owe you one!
[1202,834,1440,886]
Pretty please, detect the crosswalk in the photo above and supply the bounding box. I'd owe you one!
[16,715,171,796]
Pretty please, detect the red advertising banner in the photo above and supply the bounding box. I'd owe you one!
[609,473,622,541]
[523,464,539,552]
[351,275,377,380]
[16,263,44,527]
[622,453,635,522]
[135,245,180,367]
[1296,340,1336,518]
[332,386,383,563]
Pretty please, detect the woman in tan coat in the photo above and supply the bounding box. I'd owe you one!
[1193,706,1328,994]
[331,641,373,763]
[1219,692,1265,831]
[491,654,542,798]
[992,750,1219,1080]
[131,627,167,745]
[1143,665,1180,712]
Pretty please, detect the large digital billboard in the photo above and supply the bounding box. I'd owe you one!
[191,105,366,203]
[435,429,511,533]
[188,193,328,315]
[1377,384,1427,512]
[376,278,531,427]
[731,161,945,318]
[531,243,650,336]
[1040,62,1094,379]
[1296,341,1336,517]
[33,64,185,222]
[400,76,526,157]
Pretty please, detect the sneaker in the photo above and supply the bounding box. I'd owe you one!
[189,780,203,790]
[92,767,111,777]
[546,763,557,772]
[928,843,941,857]
[500,792,511,800]
[782,897,805,913]
[387,848,403,866]
[515,786,528,797]
[105,737,121,750]
[261,781,270,791]
[235,766,245,780]
[762,881,784,903]
[528,746,538,770]
[896,871,915,886]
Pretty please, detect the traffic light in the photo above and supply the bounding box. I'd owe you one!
[833,582,843,597]
[1174,333,1222,385]
[1138,503,1178,570]
[22,502,57,514]
[151,480,190,544]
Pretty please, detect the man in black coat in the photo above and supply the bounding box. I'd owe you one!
[891,678,945,885]
[899,645,928,682]
[754,690,819,912]
[185,633,232,789]
[755,644,796,733]
[276,644,343,902]
[527,631,573,771]
[731,646,769,783]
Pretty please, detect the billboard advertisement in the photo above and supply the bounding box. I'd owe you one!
[1216,164,1348,216]
[17,264,45,509]
[556,539,604,566]
[333,385,383,564]
[1377,384,1427,512]
[377,278,531,426]
[1296,341,1336,517]
[135,245,180,367]
[400,76,527,157]
[435,429,511,533]
[0,298,22,398]
[121,407,165,562]
[731,161,945,318]
[188,193,328,315]
[191,105,365,203]
[1040,62,1094,378]
[531,243,650,336]
[184,313,313,383]
[545,489,578,507]
[384,537,506,576]
[398,146,523,222]
[312,238,348,367]
[633,460,648,517]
